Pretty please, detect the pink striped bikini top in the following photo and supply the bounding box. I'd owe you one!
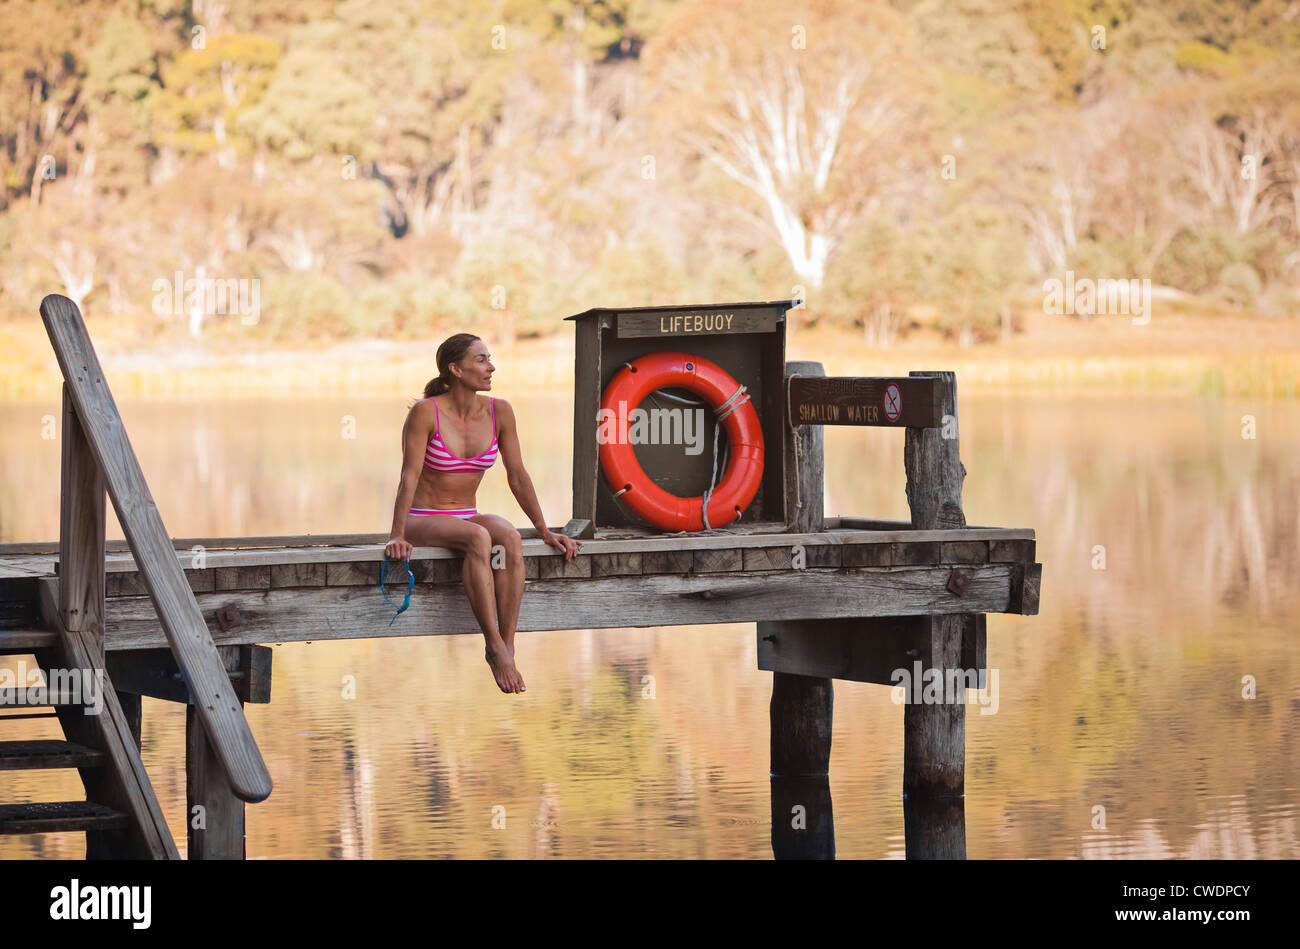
[424,397,498,472]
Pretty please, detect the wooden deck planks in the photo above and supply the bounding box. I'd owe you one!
[1,527,1037,584]
[100,563,1024,650]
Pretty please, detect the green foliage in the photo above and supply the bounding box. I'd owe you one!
[501,0,640,59]
[913,203,1029,333]
[1174,40,1242,77]
[238,39,375,159]
[259,271,352,341]
[153,33,280,155]
[85,14,158,104]
[910,0,1056,105]
[1066,236,1132,277]
[1217,261,1262,308]
[1156,227,1287,293]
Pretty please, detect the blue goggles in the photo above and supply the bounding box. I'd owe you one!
[380,552,415,627]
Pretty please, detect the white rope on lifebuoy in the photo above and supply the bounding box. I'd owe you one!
[701,383,748,531]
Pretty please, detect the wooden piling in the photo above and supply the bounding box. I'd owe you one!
[903,795,966,859]
[780,361,825,534]
[186,704,246,859]
[770,776,835,859]
[763,362,833,782]
[902,371,966,799]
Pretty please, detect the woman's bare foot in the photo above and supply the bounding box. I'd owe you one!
[485,645,525,693]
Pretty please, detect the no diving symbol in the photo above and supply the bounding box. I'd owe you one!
[883,383,902,422]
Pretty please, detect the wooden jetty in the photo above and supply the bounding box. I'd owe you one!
[0,295,1041,859]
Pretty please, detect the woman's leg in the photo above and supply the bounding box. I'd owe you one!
[467,513,525,659]
[403,513,525,694]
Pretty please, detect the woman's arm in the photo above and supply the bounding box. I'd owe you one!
[496,399,580,559]
[390,401,433,540]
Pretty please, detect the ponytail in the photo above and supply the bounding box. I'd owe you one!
[416,332,481,405]
[423,371,452,398]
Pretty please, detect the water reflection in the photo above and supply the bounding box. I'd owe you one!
[771,777,835,859]
[0,392,1296,858]
[903,796,966,860]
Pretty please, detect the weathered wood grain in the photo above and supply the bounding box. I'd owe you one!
[215,565,271,592]
[106,645,272,704]
[270,563,326,588]
[536,554,592,580]
[640,549,693,574]
[3,525,1039,582]
[892,541,941,566]
[187,703,244,859]
[902,370,966,799]
[590,553,642,577]
[783,362,825,533]
[941,541,988,564]
[757,614,986,686]
[571,312,603,525]
[767,664,833,777]
[842,544,892,568]
[989,539,1036,563]
[743,546,792,571]
[102,564,1019,650]
[34,581,178,858]
[59,383,105,639]
[692,548,742,573]
[39,293,271,804]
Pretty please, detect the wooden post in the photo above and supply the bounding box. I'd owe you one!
[58,381,120,859]
[902,371,966,799]
[770,776,835,859]
[186,703,246,859]
[762,362,833,822]
[185,648,259,859]
[58,381,105,646]
[781,361,825,533]
[571,312,605,526]
[769,670,833,776]
[903,795,966,859]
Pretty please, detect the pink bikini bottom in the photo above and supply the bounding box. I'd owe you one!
[409,507,477,520]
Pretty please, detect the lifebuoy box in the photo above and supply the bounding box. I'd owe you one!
[565,300,795,532]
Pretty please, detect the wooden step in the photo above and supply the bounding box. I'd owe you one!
[0,801,129,834]
[0,687,87,708]
[0,627,55,654]
[0,740,105,770]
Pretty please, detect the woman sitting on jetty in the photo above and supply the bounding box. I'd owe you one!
[385,333,580,694]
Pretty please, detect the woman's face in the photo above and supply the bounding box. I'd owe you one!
[453,339,494,389]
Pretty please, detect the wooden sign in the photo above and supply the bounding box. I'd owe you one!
[616,308,779,338]
[787,376,940,428]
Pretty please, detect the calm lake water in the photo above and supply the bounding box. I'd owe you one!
[1,389,1296,858]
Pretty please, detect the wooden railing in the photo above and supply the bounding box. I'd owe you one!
[39,293,273,804]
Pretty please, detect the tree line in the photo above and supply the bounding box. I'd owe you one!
[1,0,1297,345]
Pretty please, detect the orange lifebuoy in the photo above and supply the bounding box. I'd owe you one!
[598,351,764,531]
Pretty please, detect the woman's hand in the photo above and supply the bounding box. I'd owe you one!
[541,528,582,562]
[385,535,413,560]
